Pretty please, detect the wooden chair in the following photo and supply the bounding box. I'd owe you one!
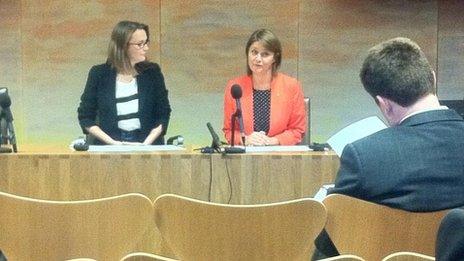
[66,257,97,261]
[382,251,435,261]
[0,191,153,261]
[153,194,326,261]
[318,254,366,260]
[323,194,447,261]
[120,252,178,261]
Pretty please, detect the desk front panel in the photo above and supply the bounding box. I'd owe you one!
[0,153,212,201]
[0,151,339,203]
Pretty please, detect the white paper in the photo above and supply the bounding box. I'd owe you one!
[327,116,387,156]
[244,145,311,153]
[313,184,335,202]
[86,145,186,152]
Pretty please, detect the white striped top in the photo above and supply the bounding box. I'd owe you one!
[115,78,141,131]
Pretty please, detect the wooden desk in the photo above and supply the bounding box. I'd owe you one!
[211,152,339,204]
[0,151,339,202]
[0,151,339,203]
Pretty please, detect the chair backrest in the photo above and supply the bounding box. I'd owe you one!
[302,97,311,145]
[318,254,366,260]
[153,194,326,261]
[323,194,447,261]
[381,251,435,261]
[0,191,154,261]
[120,252,178,261]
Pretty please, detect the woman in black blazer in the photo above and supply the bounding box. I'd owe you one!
[78,21,171,145]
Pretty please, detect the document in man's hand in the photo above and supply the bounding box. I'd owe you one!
[327,116,387,156]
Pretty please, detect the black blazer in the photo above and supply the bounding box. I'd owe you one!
[77,62,171,144]
[314,109,464,258]
[330,109,464,212]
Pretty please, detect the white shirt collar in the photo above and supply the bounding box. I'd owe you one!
[399,106,448,124]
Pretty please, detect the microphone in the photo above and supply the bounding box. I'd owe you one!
[206,122,222,152]
[205,122,245,154]
[0,88,13,122]
[0,88,17,152]
[230,84,245,145]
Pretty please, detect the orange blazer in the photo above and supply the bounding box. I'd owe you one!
[222,73,307,145]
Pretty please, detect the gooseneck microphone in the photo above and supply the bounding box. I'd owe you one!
[0,88,17,153]
[0,88,13,122]
[230,84,246,145]
[204,122,245,154]
[206,122,222,152]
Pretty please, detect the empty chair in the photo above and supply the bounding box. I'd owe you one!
[0,191,153,261]
[120,252,178,261]
[66,257,97,261]
[382,251,435,261]
[322,194,447,261]
[318,254,366,260]
[153,194,326,261]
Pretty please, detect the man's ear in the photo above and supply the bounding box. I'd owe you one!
[375,95,392,115]
[432,70,437,93]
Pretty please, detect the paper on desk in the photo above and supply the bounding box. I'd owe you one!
[245,145,311,153]
[327,116,387,156]
[86,145,186,152]
[313,184,335,202]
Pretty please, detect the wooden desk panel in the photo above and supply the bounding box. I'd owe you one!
[210,152,339,204]
[0,152,339,203]
[0,153,212,201]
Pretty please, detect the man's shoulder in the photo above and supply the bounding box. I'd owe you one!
[350,127,397,149]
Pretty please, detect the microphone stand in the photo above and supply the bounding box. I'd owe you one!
[231,108,244,146]
[7,121,17,152]
[231,111,237,147]
[0,114,16,153]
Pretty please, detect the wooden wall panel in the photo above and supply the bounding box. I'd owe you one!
[0,1,23,137]
[1,1,462,148]
[161,0,299,145]
[18,0,160,145]
[299,1,437,141]
[437,0,464,99]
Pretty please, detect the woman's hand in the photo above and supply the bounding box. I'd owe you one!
[245,131,279,146]
[121,141,143,145]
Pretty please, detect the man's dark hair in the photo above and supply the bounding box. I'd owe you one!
[360,37,435,107]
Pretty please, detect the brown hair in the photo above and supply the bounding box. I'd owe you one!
[245,29,282,75]
[360,37,435,107]
[107,21,149,74]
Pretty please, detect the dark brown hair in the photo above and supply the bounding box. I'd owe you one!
[245,29,282,75]
[360,37,435,107]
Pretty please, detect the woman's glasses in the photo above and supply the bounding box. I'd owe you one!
[129,40,149,49]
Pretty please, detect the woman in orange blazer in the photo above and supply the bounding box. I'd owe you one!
[223,29,306,146]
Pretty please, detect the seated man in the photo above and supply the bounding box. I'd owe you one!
[314,37,464,258]
[436,208,464,261]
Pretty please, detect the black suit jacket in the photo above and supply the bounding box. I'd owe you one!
[436,208,464,261]
[315,109,464,257]
[77,62,171,144]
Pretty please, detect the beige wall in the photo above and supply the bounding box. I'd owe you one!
[0,0,463,149]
